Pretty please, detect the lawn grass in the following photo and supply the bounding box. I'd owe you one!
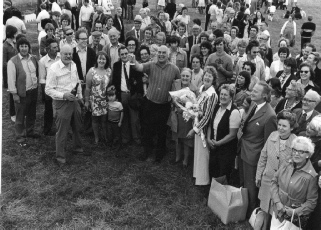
[1,0,321,229]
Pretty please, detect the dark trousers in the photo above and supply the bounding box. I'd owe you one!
[239,158,259,218]
[54,100,82,161]
[301,37,311,49]
[71,7,80,30]
[143,99,171,160]
[14,88,38,142]
[106,120,121,145]
[127,5,134,20]
[9,93,15,117]
[43,93,54,135]
[209,150,235,183]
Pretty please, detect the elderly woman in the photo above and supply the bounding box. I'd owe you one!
[207,84,241,183]
[270,136,318,229]
[170,68,199,167]
[40,23,60,56]
[269,47,290,79]
[275,57,297,97]
[256,111,297,229]
[234,71,251,107]
[297,63,321,94]
[306,115,321,230]
[187,66,218,186]
[280,14,297,47]
[275,80,304,115]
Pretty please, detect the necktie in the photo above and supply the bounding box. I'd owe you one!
[123,63,130,90]
[240,104,257,133]
[136,30,140,40]
[279,72,287,85]
[194,36,196,45]
[298,112,307,126]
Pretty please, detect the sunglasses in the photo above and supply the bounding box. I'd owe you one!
[300,70,309,74]
[66,32,74,36]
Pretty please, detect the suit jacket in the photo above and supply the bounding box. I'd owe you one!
[72,47,96,81]
[276,71,297,97]
[111,60,144,101]
[125,29,145,43]
[88,43,104,55]
[113,15,125,43]
[292,109,320,136]
[240,102,277,166]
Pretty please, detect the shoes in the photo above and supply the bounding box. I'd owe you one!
[27,133,41,138]
[11,116,16,122]
[54,158,66,167]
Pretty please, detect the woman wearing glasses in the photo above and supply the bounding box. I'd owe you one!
[297,63,321,94]
[125,36,139,58]
[256,110,297,229]
[59,27,77,49]
[275,80,305,115]
[270,136,318,229]
[306,115,321,229]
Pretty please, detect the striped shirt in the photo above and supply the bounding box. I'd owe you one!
[142,61,180,104]
[45,60,82,100]
[193,85,218,134]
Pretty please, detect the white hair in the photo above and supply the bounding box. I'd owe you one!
[306,89,321,104]
[291,136,315,156]
[108,28,120,37]
[309,115,321,136]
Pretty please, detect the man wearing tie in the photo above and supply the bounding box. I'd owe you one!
[112,47,144,145]
[125,15,144,43]
[238,81,277,217]
[187,25,201,65]
[293,89,320,136]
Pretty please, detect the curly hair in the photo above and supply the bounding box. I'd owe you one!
[287,80,305,101]
[277,110,298,128]
[203,66,218,86]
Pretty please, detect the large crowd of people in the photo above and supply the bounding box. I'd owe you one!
[2,0,321,229]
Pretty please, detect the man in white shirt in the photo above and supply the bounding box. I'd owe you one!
[6,9,26,35]
[79,0,94,35]
[36,3,50,32]
[46,44,84,165]
[68,0,82,30]
[39,38,61,136]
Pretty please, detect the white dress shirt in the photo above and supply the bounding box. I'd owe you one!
[255,102,266,114]
[45,60,82,100]
[39,53,61,84]
[76,46,87,78]
[121,62,130,92]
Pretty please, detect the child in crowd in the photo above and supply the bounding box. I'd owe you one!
[106,86,123,153]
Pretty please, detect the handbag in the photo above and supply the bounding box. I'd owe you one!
[249,207,265,229]
[271,209,301,230]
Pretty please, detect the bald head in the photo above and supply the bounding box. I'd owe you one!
[60,44,73,65]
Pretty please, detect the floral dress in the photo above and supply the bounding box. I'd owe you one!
[89,68,111,116]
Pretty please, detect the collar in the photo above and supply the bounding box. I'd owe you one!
[219,102,232,110]
[46,52,61,61]
[302,109,314,118]
[256,102,266,111]
[200,85,216,96]
[155,61,170,69]
[76,46,87,52]
[58,59,73,69]
[6,40,15,47]
[297,79,315,87]
[18,53,31,60]
[110,42,121,48]
[290,160,317,177]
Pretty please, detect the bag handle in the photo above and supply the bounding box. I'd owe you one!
[290,209,301,229]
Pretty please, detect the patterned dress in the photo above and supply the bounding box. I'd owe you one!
[89,68,111,116]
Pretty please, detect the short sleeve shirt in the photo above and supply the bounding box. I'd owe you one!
[301,22,316,37]
[107,101,123,122]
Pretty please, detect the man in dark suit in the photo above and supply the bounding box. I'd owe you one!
[293,90,320,136]
[238,81,277,217]
[187,25,201,66]
[88,31,104,55]
[112,46,144,145]
[72,28,96,134]
[276,57,298,97]
[125,15,144,44]
[114,7,125,43]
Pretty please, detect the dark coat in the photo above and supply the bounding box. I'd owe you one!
[72,47,96,81]
[275,98,302,115]
[292,109,320,136]
[111,60,144,101]
[276,70,298,97]
[113,15,125,43]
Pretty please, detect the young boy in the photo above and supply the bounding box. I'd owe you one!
[106,86,123,153]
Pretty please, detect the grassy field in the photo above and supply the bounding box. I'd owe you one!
[1,0,321,229]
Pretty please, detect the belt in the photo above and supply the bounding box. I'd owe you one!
[121,90,130,94]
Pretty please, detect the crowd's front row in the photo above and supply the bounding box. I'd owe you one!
[5,29,321,230]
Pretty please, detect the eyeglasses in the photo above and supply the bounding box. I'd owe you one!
[302,98,316,103]
[292,148,310,155]
[128,44,136,46]
[66,32,74,36]
[300,70,309,74]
